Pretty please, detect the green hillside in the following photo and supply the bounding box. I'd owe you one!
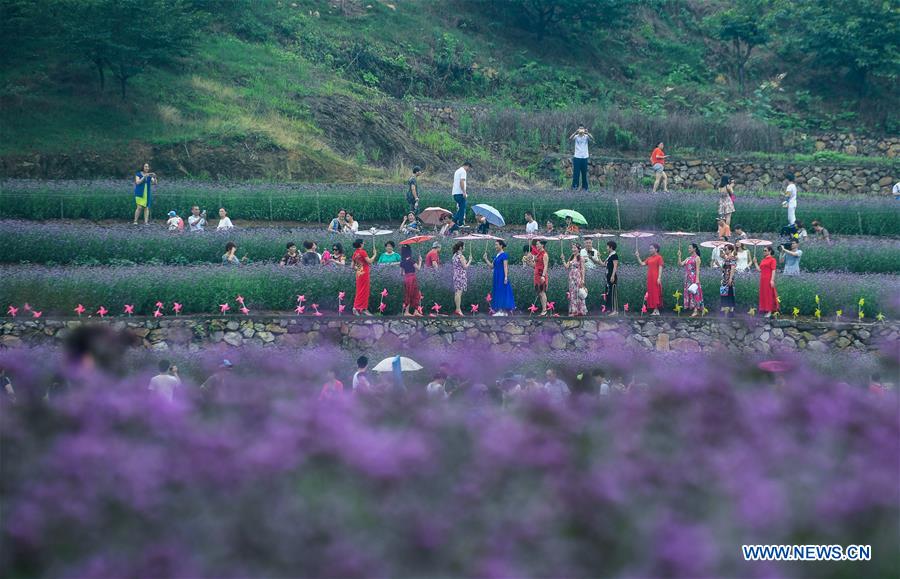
[1,0,897,181]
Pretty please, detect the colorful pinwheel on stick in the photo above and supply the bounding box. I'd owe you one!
[74,304,85,317]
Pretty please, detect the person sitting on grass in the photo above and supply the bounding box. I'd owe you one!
[280,242,301,266]
[377,241,402,264]
[438,214,454,237]
[475,214,490,235]
[399,212,420,235]
[328,209,347,233]
[425,242,442,268]
[323,242,346,266]
[222,242,246,266]
[811,220,831,244]
[732,224,748,240]
[716,217,731,240]
[188,206,207,232]
[343,212,359,234]
[564,215,580,234]
[301,241,321,265]
[166,210,184,232]
[545,220,555,235]
[216,208,234,231]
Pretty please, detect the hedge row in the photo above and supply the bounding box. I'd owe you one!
[3,221,898,275]
[2,264,895,317]
[1,182,897,235]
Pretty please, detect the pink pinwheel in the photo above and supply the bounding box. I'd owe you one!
[23,303,31,311]
[415,306,424,316]
[380,288,389,298]
[240,306,250,315]
[547,301,556,311]
[155,301,163,309]
[644,292,649,301]
[74,304,85,316]
[528,304,539,314]
[641,304,648,314]
[601,304,607,313]
[236,295,245,305]
[32,310,42,319]
[96,306,108,318]
[601,293,607,301]
[431,303,442,314]
[311,304,322,316]
[173,302,183,315]
[297,295,306,304]
[624,303,630,312]
[379,302,387,313]
[124,304,135,316]
[7,305,18,317]
[338,304,346,314]
[470,304,479,313]
[566,291,571,300]
[338,291,346,300]
[220,303,231,314]
[153,309,163,318]
[486,293,492,303]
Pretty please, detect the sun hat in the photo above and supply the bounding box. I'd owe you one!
[168,210,177,217]
[432,241,441,248]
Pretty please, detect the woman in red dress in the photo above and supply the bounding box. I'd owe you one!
[636,243,664,315]
[754,246,779,318]
[351,239,377,315]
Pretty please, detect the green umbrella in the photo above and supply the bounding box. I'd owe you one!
[553,209,588,226]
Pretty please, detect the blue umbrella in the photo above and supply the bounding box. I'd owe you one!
[472,204,506,227]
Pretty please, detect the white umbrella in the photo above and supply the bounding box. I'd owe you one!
[372,356,423,373]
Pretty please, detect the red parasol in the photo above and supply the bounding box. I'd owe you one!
[418,207,453,226]
[399,235,435,245]
[757,360,792,373]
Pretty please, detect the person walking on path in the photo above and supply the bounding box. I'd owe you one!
[484,240,515,316]
[532,239,550,315]
[754,246,779,318]
[400,245,423,316]
[565,242,587,316]
[719,243,737,317]
[406,166,422,213]
[604,241,619,315]
[451,241,472,316]
[718,175,735,227]
[351,239,377,315]
[783,172,798,226]
[451,161,471,233]
[524,211,539,234]
[133,163,157,224]
[635,243,664,315]
[678,243,703,317]
[650,143,668,193]
[569,124,593,191]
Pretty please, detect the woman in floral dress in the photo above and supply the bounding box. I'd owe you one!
[565,242,587,316]
[678,243,703,317]
[719,244,737,317]
[451,241,472,316]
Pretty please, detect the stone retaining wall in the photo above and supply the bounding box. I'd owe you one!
[546,155,896,196]
[1,317,894,355]
[796,133,900,158]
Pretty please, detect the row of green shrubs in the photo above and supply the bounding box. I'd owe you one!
[1,264,893,318]
[1,186,897,235]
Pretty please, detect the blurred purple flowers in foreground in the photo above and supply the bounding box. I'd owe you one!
[1,346,898,578]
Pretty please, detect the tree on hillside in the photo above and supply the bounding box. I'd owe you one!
[703,1,772,94]
[482,0,638,41]
[774,0,899,97]
[61,0,201,99]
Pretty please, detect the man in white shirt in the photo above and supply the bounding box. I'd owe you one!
[148,360,180,403]
[188,206,207,232]
[216,207,234,230]
[569,124,593,191]
[893,181,899,200]
[426,373,449,400]
[352,356,371,393]
[580,238,602,270]
[524,211,538,234]
[543,369,570,400]
[783,173,798,226]
[450,161,471,233]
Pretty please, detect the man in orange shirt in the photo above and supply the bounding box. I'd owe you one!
[425,241,441,268]
[650,142,669,193]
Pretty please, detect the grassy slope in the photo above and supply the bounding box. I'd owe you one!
[0,0,892,180]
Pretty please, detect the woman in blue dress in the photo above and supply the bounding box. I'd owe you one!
[133,162,157,225]
[483,239,515,316]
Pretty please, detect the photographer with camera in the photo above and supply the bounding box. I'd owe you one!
[133,163,157,225]
[188,206,207,232]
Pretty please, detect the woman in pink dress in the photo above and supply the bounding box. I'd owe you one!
[636,243,664,315]
[678,243,703,317]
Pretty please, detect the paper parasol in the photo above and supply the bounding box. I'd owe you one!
[551,234,579,241]
[619,231,655,238]
[399,235,435,245]
[357,228,394,236]
[581,233,616,238]
[743,239,773,246]
[757,360,792,373]
[418,207,453,225]
[372,356,424,372]
[456,233,504,241]
[699,240,730,248]
[663,231,695,236]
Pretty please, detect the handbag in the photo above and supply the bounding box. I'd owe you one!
[687,283,699,295]
[577,287,588,300]
[720,285,730,296]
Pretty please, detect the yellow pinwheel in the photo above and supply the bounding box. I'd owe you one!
[702,307,709,316]
[858,297,865,308]
[836,309,843,319]
[673,290,682,301]
[748,307,756,316]
[876,313,885,322]
[792,307,800,318]
[814,308,821,320]
[858,311,865,320]
[815,294,820,305]
[674,304,683,315]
